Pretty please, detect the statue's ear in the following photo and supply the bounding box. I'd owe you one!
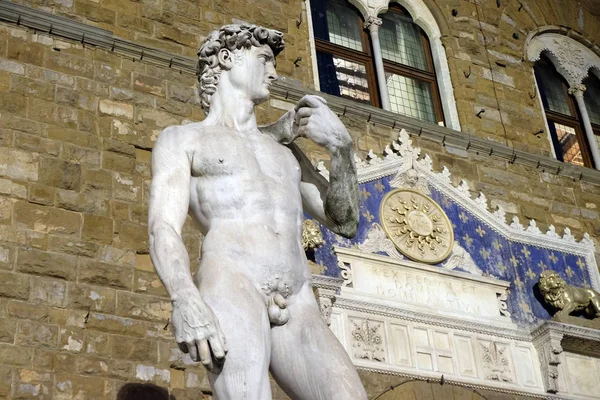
[218,48,233,70]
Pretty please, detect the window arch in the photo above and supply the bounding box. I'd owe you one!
[527,32,600,169]
[308,0,459,129]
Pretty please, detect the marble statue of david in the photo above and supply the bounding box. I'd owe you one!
[148,24,367,400]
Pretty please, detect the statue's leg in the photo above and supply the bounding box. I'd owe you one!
[270,283,367,400]
[199,272,272,400]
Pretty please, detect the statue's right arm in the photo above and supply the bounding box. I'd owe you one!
[148,127,226,371]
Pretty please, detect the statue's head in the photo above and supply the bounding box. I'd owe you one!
[197,24,285,113]
[539,270,566,294]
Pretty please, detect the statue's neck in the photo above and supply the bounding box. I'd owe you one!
[204,84,258,132]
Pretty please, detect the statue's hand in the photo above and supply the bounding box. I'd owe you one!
[171,289,227,371]
[293,95,352,152]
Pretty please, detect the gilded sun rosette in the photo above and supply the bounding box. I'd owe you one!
[379,189,454,264]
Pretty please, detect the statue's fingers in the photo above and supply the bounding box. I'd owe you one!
[298,117,310,126]
[198,340,213,371]
[209,336,226,360]
[296,95,324,110]
[294,107,313,122]
[221,333,229,353]
[186,341,199,362]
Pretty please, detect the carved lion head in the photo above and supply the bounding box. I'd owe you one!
[538,270,566,296]
[302,219,324,251]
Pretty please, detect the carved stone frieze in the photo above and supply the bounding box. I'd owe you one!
[480,341,513,383]
[350,318,386,362]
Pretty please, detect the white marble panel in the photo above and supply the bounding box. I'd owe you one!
[513,345,538,388]
[389,323,412,367]
[563,352,600,397]
[454,335,477,378]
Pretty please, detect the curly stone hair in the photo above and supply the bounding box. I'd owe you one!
[197,24,285,113]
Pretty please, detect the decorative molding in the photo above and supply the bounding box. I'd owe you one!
[320,130,600,291]
[441,241,484,276]
[2,2,600,185]
[526,33,600,87]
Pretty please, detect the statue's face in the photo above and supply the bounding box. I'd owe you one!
[228,44,278,104]
[406,169,418,186]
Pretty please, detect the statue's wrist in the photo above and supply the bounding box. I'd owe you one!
[328,140,353,157]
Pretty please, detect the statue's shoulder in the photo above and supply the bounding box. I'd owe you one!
[155,123,208,150]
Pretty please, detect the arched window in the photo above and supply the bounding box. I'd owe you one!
[534,55,590,167]
[534,55,600,168]
[310,0,444,124]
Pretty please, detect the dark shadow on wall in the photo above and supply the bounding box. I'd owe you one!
[118,383,175,400]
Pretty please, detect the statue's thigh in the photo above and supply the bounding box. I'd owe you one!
[269,288,367,400]
[201,276,272,400]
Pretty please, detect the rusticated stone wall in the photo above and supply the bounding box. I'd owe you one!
[0,0,599,399]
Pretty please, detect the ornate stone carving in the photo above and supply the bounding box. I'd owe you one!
[389,167,430,194]
[338,260,353,287]
[380,189,453,264]
[350,319,385,362]
[357,223,404,259]
[497,292,510,318]
[440,241,483,275]
[538,270,600,320]
[302,219,324,250]
[532,325,564,393]
[480,341,513,382]
[363,16,382,31]
[526,33,600,87]
[318,297,335,326]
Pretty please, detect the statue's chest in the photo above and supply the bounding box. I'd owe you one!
[191,130,297,181]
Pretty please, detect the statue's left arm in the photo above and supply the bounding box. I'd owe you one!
[288,95,359,238]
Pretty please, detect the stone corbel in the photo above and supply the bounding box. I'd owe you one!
[531,323,564,393]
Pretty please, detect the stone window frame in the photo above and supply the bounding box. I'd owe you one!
[305,0,461,131]
[526,31,600,170]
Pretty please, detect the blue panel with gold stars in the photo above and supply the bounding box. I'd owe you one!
[310,174,595,327]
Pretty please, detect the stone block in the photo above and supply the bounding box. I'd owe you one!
[0,271,30,300]
[39,157,81,191]
[76,354,133,380]
[116,291,171,323]
[78,258,133,290]
[81,214,113,244]
[134,73,166,96]
[17,248,77,281]
[54,372,105,400]
[30,276,67,307]
[134,270,167,297]
[55,86,99,112]
[83,330,111,357]
[66,282,117,313]
[135,254,154,272]
[115,222,149,252]
[99,99,133,119]
[85,313,146,337]
[16,321,59,349]
[0,366,10,397]
[14,133,60,157]
[7,38,45,66]
[0,343,33,366]
[28,183,55,206]
[13,369,53,400]
[0,244,13,270]
[111,335,158,363]
[59,327,84,353]
[7,300,49,321]
[0,57,25,74]
[0,147,38,181]
[0,317,16,343]
[102,151,135,173]
[27,65,76,88]
[10,75,55,101]
[0,91,27,117]
[47,235,99,258]
[56,189,109,216]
